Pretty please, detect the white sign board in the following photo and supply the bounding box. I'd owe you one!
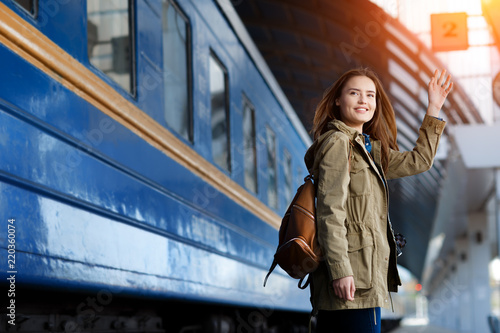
[451,124,500,168]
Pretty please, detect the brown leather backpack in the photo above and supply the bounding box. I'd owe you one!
[263,140,353,289]
[263,175,321,289]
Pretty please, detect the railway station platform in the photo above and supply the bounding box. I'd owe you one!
[391,325,459,333]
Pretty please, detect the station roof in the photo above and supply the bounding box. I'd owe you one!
[231,0,483,280]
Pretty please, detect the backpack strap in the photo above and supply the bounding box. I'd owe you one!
[263,259,278,287]
[298,274,311,289]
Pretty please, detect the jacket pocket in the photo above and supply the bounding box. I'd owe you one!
[349,155,372,196]
[347,230,374,289]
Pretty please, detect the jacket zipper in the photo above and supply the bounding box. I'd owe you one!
[292,204,315,221]
[277,237,311,252]
[356,137,399,309]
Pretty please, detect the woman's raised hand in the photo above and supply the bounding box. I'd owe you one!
[427,69,453,118]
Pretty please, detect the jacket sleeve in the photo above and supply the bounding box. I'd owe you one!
[316,134,353,281]
[386,115,446,180]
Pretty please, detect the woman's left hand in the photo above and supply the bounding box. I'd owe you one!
[427,69,453,118]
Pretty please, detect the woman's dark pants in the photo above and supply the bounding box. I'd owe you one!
[316,307,381,333]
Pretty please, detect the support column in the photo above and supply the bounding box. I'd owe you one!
[456,236,472,332]
[468,212,492,333]
[426,252,461,329]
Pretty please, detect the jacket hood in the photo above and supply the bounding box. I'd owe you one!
[304,119,360,172]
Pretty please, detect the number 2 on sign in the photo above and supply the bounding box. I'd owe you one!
[443,21,457,37]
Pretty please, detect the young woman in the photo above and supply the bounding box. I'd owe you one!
[304,68,452,332]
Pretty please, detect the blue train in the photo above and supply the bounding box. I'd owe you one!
[0,0,313,331]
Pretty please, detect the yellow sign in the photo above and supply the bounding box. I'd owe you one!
[431,12,468,52]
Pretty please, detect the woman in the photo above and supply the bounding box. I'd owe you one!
[304,68,452,332]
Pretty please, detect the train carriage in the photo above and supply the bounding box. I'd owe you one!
[0,0,312,331]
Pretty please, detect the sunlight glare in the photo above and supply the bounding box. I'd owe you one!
[490,258,500,282]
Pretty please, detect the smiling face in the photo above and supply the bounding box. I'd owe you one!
[335,75,376,133]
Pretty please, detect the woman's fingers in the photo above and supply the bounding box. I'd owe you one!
[430,69,453,92]
[441,73,452,90]
[350,280,356,300]
[427,69,453,116]
[332,276,356,301]
[438,69,446,85]
[446,81,453,93]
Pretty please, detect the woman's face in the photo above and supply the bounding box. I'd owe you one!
[335,75,376,133]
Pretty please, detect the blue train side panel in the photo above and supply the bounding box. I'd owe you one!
[0,0,311,313]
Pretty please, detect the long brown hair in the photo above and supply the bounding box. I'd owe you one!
[311,68,399,173]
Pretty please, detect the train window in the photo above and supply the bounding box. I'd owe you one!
[283,149,292,203]
[242,97,257,193]
[87,0,135,94]
[266,127,278,209]
[296,167,303,192]
[13,0,36,15]
[162,0,193,141]
[209,53,230,172]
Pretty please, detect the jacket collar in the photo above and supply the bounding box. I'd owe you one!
[328,120,386,184]
[327,119,363,142]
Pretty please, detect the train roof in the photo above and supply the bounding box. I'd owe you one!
[215,0,313,147]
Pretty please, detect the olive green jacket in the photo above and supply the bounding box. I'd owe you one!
[304,115,446,311]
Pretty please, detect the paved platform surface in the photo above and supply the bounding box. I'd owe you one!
[390,325,460,333]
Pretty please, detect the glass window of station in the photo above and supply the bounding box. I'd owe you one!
[266,127,278,209]
[209,53,230,172]
[243,97,257,193]
[87,0,135,94]
[162,0,193,142]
